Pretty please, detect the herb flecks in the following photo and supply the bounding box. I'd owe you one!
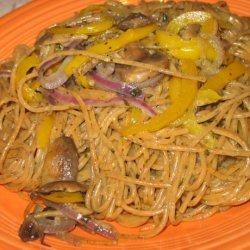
[130,88,142,97]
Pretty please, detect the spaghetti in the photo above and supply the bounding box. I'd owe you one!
[0,0,249,244]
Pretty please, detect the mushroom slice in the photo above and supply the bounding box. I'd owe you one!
[39,180,88,194]
[19,215,43,242]
[116,52,169,83]
[118,13,153,30]
[41,136,79,185]
[179,23,201,40]
[121,42,149,61]
[19,211,76,244]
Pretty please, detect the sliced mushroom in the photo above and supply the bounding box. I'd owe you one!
[19,212,76,244]
[96,61,115,77]
[35,32,53,47]
[117,13,153,30]
[121,42,149,61]
[41,136,79,185]
[39,180,87,194]
[115,52,169,83]
[179,23,201,40]
[19,215,43,242]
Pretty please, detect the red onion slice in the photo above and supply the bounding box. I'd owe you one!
[90,71,144,100]
[38,217,76,234]
[48,90,156,117]
[123,96,157,117]
[32,192,118,241]
[38,56,72,90]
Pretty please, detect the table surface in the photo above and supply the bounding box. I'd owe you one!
[0,0,30,17]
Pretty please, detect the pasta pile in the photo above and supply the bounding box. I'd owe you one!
[0,0,249,240]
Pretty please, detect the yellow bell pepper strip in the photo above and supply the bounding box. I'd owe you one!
[64,24,157,76]
[36,115,55,148]
[121,59,198,135]
[15,54,40,87]
[183,112,217,148]
[169,77,182,102]
[48,18,113,36]
[87,24,156,54]
[168,63,217,148]
[15,55,43,103]
[30,81,41,90]
[201,61,247,92]
[195,89,221,106]
[41,191,84,203]
[22,83,43,103]
[77,4,106,17]
[167,11,218,35]
[130,107,142,124]
[76,75,91,88]
[156,31,216,60]
[169,88,217,148]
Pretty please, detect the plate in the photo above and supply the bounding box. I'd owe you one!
[0,0,249,249]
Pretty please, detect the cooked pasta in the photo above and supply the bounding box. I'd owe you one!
[0,0,249,244]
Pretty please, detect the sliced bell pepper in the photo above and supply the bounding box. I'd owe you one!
[130,107,142,124]
[15,54,40,87]
[36,115,55,148]
[195,89,221,106]
[64,24,157,76]
[169,76,182,102]
[22,82,43,103]
[167,11,217,35]
[121,59,198,135]
[87,24,156,54]
[156,31,216,60]
[48,18,113,35]
[15,55,43,103]
[201,61,247,92]
[183,111,216,148]
[41,191,84,203]
[169,65,217,148]
[76,75,91,88]
[77,4,105,17]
